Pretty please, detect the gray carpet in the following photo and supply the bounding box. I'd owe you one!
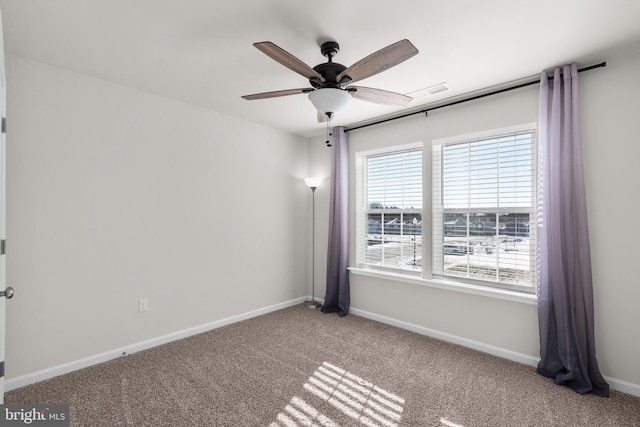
[5,304,640,426]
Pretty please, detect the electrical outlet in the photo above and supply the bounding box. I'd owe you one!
[138,298,149,313]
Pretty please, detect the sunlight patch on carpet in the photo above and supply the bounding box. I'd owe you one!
[270,362,405,427]
[440,417,466,427]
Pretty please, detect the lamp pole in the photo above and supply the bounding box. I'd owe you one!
[305,178,322,309]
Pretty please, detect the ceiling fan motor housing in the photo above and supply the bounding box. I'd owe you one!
[310,41,352,89]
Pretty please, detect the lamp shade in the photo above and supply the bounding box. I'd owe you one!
[308,88,351,114]
[304,177,322,189]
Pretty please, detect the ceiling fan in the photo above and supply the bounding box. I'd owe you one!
[242,39,419,122]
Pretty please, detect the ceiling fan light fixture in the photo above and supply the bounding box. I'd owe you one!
[308,88,352,114]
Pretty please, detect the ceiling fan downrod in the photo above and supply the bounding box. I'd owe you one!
[320,41,340,60]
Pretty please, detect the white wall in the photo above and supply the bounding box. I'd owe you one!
[5,55,310,379]
[309,44,640,389]
[580,44,640,387]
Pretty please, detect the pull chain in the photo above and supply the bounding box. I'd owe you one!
[325,113,333,147]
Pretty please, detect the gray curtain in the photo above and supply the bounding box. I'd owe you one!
[322,127,350,316]
[536,64,609,396]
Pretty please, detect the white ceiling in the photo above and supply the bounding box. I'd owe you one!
[1,0,640,138]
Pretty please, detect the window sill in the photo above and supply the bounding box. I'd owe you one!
[348,267,537,305]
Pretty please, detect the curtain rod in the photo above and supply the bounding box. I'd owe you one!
[344,62,607,133]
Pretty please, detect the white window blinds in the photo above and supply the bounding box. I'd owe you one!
[356,145,423,273]
[432,125,537,291]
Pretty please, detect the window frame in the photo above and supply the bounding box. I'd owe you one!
[431,123,538,294]
[355,142,423,275]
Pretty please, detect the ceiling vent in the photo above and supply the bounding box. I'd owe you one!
[408,82,450,99]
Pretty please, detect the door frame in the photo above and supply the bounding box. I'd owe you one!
[0,8,8,403]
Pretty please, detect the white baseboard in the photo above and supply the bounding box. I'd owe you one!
[602,375,640,398]
[5,297,307,392]
[350,306,640,398]
[349,307,539,367]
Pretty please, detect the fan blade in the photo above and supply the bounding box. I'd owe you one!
[348,86,413,106]
[242,88,314,100]
[337,39,418,84]
[254,42,325,81]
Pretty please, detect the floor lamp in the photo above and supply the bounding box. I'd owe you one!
[305,177,322,309]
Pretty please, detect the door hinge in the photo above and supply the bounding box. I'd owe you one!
[0,239,5,255]
[1,117,5,134]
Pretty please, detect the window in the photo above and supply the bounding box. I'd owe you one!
[356,144,422,273]
[432,124,537,292]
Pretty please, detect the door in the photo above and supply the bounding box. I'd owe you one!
[0,9,7,403]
